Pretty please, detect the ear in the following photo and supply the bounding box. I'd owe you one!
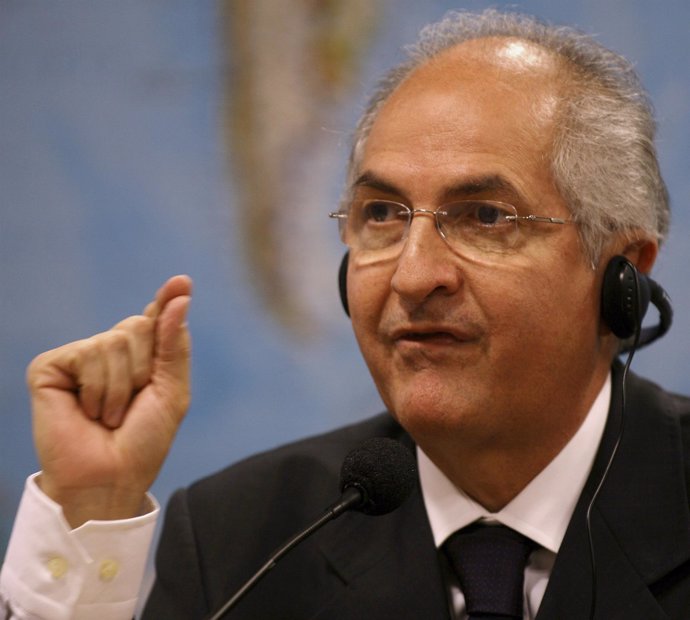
[619,234,658,275]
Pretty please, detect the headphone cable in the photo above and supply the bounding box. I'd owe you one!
[586,267,642,620]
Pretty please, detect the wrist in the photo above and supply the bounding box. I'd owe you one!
[37,474,149,528]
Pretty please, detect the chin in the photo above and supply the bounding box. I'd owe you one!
[388,368,500,434]
[390,393,474,436]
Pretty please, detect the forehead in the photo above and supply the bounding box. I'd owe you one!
[383,36,563,124]
[357,37,564,203]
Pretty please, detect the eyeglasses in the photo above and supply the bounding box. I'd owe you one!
[329,199,568,263]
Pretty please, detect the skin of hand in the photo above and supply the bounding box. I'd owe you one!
[26,275,192,527]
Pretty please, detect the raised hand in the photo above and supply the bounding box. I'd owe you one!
[27,276,192,527]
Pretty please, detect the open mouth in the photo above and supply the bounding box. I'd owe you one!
[400,331,458,343]
[405,331,451,339]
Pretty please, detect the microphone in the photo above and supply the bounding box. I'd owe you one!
[207,437,417,620]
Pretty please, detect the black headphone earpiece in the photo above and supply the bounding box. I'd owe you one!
[600,254,673,350]
[338,251,350,317]
[601,255,649,339]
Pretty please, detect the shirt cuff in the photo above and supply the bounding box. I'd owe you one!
[0,473,159,620]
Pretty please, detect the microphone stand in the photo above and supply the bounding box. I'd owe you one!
[206,486,362,620]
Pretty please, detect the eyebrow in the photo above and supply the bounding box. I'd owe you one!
[440,175,521,202]
[352,171,402,195]
[352,171,522,203]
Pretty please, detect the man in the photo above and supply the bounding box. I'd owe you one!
[2,8,689,619]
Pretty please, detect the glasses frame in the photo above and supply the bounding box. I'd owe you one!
[329,199,569,258]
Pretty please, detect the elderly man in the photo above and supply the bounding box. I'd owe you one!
[2,9,688,620]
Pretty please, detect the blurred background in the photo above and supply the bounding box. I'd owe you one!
[2,0,689,558]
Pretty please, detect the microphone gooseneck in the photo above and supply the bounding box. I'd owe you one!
[207,437,417,620]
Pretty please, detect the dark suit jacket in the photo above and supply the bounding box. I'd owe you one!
[142,366,690,619]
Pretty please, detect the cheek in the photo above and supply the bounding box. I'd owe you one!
[347,264,391,352]
[346,249,403,323]
[534,263,600,325]
[346,262,405,411]
[477,262,600,362]
[348,271,385,318]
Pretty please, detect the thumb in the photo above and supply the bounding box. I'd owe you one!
[153,294,192,388]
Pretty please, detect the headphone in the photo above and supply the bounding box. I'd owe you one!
[338,252,673,350]
[601,254,673,350]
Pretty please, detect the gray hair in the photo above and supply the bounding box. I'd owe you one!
[345,9,669,263]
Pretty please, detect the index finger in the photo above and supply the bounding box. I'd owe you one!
[143,275,193,319]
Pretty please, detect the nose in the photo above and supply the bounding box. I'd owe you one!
[390,211,463,305]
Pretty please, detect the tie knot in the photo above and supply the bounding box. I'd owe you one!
[443,523,536,619]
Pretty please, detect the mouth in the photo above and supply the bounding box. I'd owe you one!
[390,325,476,345]
[400,331,458,342]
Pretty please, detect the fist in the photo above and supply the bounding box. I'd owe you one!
[26,275,192,526]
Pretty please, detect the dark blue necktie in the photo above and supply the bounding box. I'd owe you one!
[443,523,536,619]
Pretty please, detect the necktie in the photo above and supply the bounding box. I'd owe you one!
[443,523,536,619]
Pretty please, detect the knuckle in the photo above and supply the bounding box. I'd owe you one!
[131,316,155,340]
[26,354,47,387]
[26,350,48,376]
[99,330,129,354]
[115,315,153,338]
[26,341,85,388]
[73,336,101,362]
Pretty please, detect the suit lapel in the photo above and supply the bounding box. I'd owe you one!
[313,472,450,619]
[537,366,690,619]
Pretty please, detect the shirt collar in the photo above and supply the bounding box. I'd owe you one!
[418,373,611,553]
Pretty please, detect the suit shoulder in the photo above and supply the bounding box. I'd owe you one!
[629,372,690,458]
[185,412,405,508]
[629,371,690,416]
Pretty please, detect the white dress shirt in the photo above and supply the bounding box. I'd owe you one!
[0,474,158,620]
[419,374,611,619]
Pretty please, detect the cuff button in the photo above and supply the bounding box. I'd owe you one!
[47,557,68,579]
[99,559,120,582]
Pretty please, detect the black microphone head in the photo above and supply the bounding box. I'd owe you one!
[339,437,417,516]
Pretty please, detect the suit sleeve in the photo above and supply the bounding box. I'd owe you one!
[140,488,209,619]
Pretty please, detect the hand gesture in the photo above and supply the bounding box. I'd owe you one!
[27,276,192,527]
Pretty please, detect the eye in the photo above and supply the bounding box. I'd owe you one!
[363,200,404,223]
[475,203,503,225]
[455,201,514,228]
[442,201,513,227]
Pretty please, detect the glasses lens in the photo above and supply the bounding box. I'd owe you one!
[334,199,521,262]
[438,201,518,254]
[347,200,409,250]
